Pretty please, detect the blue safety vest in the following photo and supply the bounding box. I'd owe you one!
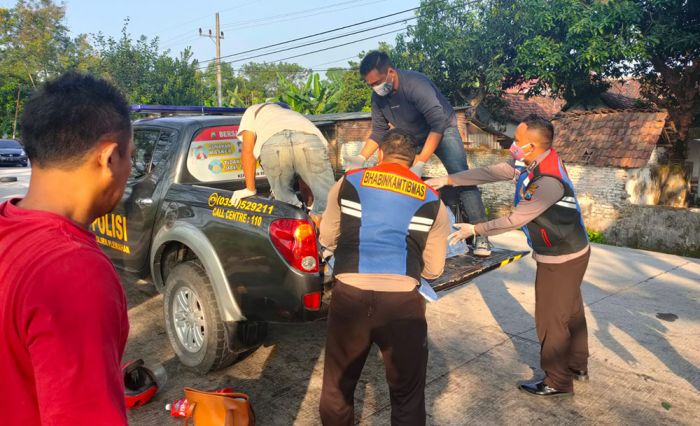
[333,162,441,281]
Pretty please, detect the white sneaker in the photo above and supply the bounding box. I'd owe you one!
[473,235,492,257]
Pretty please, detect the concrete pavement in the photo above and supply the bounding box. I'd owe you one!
[0,166,31,201]
[2,166,697,424]
[124,232,699,425]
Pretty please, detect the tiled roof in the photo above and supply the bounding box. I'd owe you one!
[552,109,668,168]
[600,92,640,109]
[503,93,565,122]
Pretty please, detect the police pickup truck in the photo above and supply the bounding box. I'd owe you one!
[91,105,527,373]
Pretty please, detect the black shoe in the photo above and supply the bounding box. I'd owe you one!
[570,368,589,382]
[518,380,572,397]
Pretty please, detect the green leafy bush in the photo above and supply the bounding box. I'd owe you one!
[587,230,606,244]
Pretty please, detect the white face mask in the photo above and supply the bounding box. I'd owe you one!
[372,73,393,97]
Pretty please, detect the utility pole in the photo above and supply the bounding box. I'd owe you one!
[215,13,222,108]
[12,85,21,139]
[199,13,225,106]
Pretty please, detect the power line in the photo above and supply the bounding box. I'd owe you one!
[197,6,419,65]
[219,0,384,31]
[197,26,406,70]
[160,0,387,50]
[195,0,478,70]
[312,55,360,68]
[157,0,263,44]
[229,68,355,73]
[259,27,407,66]
[198,18,410,68]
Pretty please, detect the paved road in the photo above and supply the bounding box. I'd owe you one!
[0,166,30,201]
[3,167,698,424]
[124,233,699,426]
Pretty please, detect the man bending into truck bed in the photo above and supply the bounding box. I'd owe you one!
[231,102,336,227]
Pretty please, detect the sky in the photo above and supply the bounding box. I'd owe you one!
[1,0,422,72]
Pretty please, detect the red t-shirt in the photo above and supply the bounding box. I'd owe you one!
[0,199,129,425]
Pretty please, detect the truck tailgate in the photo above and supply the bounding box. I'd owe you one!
[430,248,529,292]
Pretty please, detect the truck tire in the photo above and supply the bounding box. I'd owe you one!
[163,260,239,373]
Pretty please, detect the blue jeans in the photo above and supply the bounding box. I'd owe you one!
[259,130,335,216]
[421,126,487,224]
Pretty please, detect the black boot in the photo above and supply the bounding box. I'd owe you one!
[517,380,572,397]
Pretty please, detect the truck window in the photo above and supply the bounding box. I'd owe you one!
[186,125,265,183]
[131,129,176,180]
[151,131,177,172]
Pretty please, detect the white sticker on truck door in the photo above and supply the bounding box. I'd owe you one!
[186,125,265,182]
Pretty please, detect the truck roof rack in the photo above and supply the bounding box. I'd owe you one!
[130,105,247,115]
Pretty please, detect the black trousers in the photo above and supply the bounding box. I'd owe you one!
[535,249,591,392]
[319,281,428,426]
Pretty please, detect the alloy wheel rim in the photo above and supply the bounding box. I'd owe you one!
[173,286,205,352]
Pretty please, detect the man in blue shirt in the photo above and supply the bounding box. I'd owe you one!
[346,50,491,256]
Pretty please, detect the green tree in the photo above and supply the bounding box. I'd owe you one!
[326,63,372,112]
[151,48,204,105]
[91,20,203,105]
[1,0,74,85]
[0,0,89,136]
[631,0,700,143]
[202,61,245,106]
[238,62,310,100]
[512,0,643,108]
[91,21,162,103]
[276,72,337,114]
[393,0,521,107]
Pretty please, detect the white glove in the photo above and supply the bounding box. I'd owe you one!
[344,154,366,170]
[448,223,476,246]
[231,188,256,206]
[322,248,334,260]
[425,175,451,190]
[410,161,426,176]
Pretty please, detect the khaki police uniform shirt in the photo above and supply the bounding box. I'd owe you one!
[449,150,589,264]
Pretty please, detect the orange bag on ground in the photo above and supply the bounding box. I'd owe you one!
[183,387,255,426]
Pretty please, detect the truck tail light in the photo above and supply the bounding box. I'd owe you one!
[269,219,319,273]
[303,292,321,311]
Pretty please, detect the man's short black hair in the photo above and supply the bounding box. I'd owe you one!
[359,50,393,77]
[522,114,554,147]
[21,72,131,168]
[379,129,416,165]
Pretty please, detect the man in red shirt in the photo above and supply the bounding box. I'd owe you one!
[0,72,133,425]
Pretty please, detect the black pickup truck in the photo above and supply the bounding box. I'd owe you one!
[91,111,527,373]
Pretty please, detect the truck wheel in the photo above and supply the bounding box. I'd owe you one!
[163,260,238,373]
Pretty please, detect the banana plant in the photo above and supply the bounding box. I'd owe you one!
[276,72,338,115]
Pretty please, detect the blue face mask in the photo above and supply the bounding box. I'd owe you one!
[372,73,393,97]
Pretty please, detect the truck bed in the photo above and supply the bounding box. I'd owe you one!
[431,248,529,292]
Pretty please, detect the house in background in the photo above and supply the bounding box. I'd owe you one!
[309,80,699,256]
